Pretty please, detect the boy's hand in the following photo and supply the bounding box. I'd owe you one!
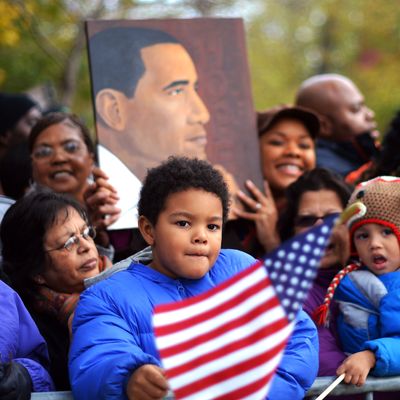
[126,364,169,400]
[336,350,376,386]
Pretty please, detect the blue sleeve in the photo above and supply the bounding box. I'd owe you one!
[362,289,400,376]
[69,288,159,399]
[267,309,319,400]
[1,282,54,391]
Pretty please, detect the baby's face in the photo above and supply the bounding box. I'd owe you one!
[146,189,223,280]
[353,223,400,275]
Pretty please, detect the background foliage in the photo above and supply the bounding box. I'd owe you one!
[1,0,400,135]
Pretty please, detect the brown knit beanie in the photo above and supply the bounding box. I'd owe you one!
[347,176,400,254]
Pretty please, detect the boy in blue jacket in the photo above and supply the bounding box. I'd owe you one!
[69,157,318,399]
[315,176,400,388]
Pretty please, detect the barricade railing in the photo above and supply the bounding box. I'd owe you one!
[29,376,400,399]
[306,375,400,399]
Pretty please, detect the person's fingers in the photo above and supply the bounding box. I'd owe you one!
[244,179,266,203]
[91,166,109,180]
[236,190,262,211]
[263,179,273,198]
[231,207,260,221]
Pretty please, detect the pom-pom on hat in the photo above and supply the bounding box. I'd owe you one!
[0,93,37,137]
[347,176,400,254]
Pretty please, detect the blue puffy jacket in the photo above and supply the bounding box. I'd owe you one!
[0,280,54,391]
[335,268,400,376]
[69,249,318,399]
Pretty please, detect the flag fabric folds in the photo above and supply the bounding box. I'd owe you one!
[153,215,337,400]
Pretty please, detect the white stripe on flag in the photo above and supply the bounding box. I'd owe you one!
[168,323,293,390]
[153,264,267,326]
[156,285,276,349]
[160,304,285,369]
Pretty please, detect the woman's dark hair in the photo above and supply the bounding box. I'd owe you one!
[29,112,95,156]
[278,168,352,241]
[138,156,229,225]
[0,188,89,299]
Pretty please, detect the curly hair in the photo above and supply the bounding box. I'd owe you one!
[29,112,95,157]
[1,187,89,300]
[138,157,229,225]
[278,168,352,241]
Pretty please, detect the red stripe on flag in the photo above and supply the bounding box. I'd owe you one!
[173,341,288,399]
[154,261,263,313]
[166,317,288,379]
[158,296,281,358]
[154,277,270,336]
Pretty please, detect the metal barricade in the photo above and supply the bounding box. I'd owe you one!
[29,376,400,399]
[306,375,400,399]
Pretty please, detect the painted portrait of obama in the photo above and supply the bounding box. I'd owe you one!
[90,26,210,179]
[88,24,252,229]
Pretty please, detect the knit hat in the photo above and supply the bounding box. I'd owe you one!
[0,93,37,137]
[313,176,400,326]
[348,176,400,254]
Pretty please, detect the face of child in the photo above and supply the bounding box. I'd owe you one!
[140,189,223,279]
[354,223,400,275]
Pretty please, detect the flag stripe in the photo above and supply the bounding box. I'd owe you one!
[158,294,282,361]
[153,261,264,319]
[154,276,270,336]
[173,341,288,399]
[155,283,276,349]
[213,371,275,400]
[166,318,289,379]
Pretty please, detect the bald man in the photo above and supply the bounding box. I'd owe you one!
[295,74,378,177]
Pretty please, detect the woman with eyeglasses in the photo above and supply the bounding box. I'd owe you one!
[1,189,109,390]
[278,167,354,378]
[28,112,121,260]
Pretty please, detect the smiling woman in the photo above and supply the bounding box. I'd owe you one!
[0,189,111,390]
[224,105,319,258]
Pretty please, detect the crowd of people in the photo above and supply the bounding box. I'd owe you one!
[1,68,400,400]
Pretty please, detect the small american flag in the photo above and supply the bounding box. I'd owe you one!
[153,215,336,400]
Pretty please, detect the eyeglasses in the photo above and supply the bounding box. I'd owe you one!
[32,140,83,160]
[294,212,340,228]
[45,226,96,252]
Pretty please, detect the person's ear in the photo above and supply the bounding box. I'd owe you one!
[95,89,128,132]
[318,115,334,139]
[138,215,155,246]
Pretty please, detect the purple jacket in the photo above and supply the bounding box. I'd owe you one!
[0,280,54,391]
[303,267,347,376]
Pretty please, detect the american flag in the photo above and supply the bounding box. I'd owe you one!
[153,215,336,400]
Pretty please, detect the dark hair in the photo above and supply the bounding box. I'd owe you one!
[29,112,95,156]
[278,168,352,241]
[138,157,229,225]
[89,27,180,98]
[1,188,89,299]
[0,141,32,199]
